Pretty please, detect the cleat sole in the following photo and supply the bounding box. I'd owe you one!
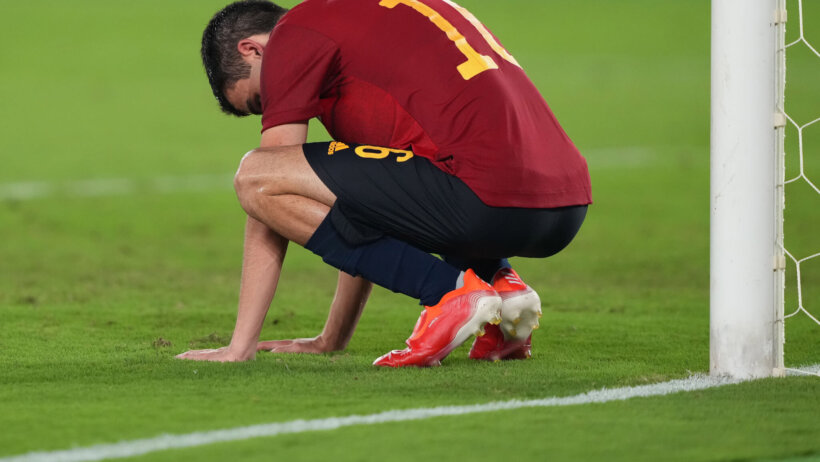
[498,289,541,341]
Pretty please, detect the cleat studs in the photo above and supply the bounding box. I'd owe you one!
[537,313,543,319]
[489,316,502,325]
[475,329,485,337]
[532,324,540,330]
[513,318,521,325]
[509,328,517,337]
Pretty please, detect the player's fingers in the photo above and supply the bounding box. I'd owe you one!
[257,340,293,351]
[175,349,215,359]
[270,342,323,354]
[260,341,291,352]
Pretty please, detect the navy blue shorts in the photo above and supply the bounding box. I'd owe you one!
[303,141,587,259]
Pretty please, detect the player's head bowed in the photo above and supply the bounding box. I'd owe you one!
[201,0,287,116]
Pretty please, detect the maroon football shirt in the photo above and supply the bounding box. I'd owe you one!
[260,0,591,208]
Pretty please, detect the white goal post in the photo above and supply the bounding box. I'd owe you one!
[709,0,787,378]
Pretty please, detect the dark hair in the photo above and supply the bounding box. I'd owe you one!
[201,0,288,116]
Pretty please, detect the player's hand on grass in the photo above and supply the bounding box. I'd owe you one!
[175,346,254,362]
[257,336,333,354]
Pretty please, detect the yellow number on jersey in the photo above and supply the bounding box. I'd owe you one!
[355,145,415,163]
[441,0,521,69]
[379,0,520,80]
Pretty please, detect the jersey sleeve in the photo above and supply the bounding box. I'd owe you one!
[260,24,340,131]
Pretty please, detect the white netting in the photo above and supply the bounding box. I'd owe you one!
[781,0,820,376]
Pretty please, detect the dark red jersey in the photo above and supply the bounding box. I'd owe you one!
[260,0,591,208]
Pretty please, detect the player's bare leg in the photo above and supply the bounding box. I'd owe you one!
[233,145,337,245]
[237,145,496,366]
[177,145,352,361]
[235,146,374,354]
[180,143,496,365]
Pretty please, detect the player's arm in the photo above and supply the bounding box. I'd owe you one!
[254,126,373,354]
[176,123,308,362]
[178,122,371,360]
[258,271,372,353]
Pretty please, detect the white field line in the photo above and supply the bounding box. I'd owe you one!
[0,174,234,201]
[0,374,743,462]
[786,364,820,377]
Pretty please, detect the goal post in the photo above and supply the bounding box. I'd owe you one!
[709,0,786,378]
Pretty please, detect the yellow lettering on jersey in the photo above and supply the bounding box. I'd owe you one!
[379,0,497,80]
[442,0,521,69]
[355,145,415,163]
[328,141,350,155]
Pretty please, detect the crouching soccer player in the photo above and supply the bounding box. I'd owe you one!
[176,0,591,366]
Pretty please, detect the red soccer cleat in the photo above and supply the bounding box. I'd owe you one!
[469,268,541,361]
[373,269,502,367]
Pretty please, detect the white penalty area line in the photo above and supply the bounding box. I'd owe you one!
[0,374,744,462]
[0,174,234,201]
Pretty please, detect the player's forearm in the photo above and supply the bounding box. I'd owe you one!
[228,215,289,358]
[318,272,372,350]
[229,122,307,357]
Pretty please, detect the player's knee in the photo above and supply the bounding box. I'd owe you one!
[234,147,303,215]
[234,149,269,214]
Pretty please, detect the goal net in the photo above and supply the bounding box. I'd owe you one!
[781,0,819,376]
[710,0,818,378]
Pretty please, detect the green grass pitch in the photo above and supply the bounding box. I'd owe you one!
[0,1,818,461]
